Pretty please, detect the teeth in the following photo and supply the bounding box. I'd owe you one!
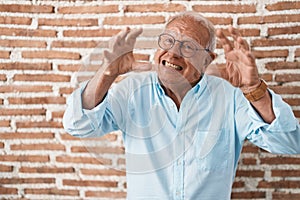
[165,61,182,70]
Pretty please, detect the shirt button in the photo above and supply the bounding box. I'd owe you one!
[177,160,181,165]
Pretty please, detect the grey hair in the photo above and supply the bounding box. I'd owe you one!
[166,11,216,52]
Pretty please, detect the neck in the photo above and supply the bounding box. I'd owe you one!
[160,77,201,110]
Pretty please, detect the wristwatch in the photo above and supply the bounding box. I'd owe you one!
[243,80,268,102]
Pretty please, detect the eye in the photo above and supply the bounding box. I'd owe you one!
[182,41,196,52]
[163,37,174,45]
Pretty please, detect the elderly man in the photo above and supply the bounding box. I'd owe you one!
[63,12,300,200]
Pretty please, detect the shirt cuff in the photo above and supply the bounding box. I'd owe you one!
[247,89,298,133]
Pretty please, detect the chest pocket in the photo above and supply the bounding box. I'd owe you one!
[195,129,229,171]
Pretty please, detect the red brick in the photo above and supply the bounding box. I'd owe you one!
[0,155,49,162]
[8,97,66,104]
[0,39,46,48]
[103,16,165,25]
[0,74,7,81]
[0,28,57,37]
[52,111,65,118]
[0,4,54,13]
[85,191,126,198]
[58,64,81,72]
[294,110,300,118]
[0,16,32,25]
[242,158,257,165]
[0,178,54,184]
[0,85,52,93]
[0,142,4,148]
[22,50,81,60]
[52,40,101,48]
[13,74,70,82]
[238,14,300,24]
[63,179,118,187]
[265,61,299,70]
[273,192,300,199]
[0,187,18,195]
[0,51,10,58]
[283,98,300,106]
[236,170,264,177]
[0,132,54,139]
[58,5,119,14]
[270,85,300,94]
[258,180,300,188]
[275,74,300,82]
[39,18,98,27]
[252,38,300,47]
[59,87,74,95]
[0,108,46,116]
[80,168,126,176]
[125,4,186,12]
[60,133,118,141]
[272,170,300,177]
[20,166,75,173]
[193,4,256,13]
[207,17,232,25]
[71,146,124,154]
[0,62,51,70]
[261,73,273,82]
[0,120,10,127]
[63,29,120,37]
[253,50,288,58]
[295,48,300,57]
[118,158,126,165]
[232,181,245,188]
[16,121,62,129]
[231,191,266,199]
[56,155,112,165]
[0,164,13,172]
[261,157,300,165]
[24,188,79,196]
[266,2,300,11]
[10,143,65,151]
[241,145,260,153]
[268,26,300,36]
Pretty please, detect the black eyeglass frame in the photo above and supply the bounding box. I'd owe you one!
[158,33,210,58]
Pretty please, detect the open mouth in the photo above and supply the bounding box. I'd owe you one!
[162,60,183,71]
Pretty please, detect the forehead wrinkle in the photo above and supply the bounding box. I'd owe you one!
[166,18,210,48]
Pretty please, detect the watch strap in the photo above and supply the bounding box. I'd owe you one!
[243,80,268,102]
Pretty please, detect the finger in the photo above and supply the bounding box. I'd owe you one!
[216,29,233,53]
[237,37,250,51]
[126,28,143,44]
[228,26,241,40]
[103,50,113,62]
[112,28,130,50]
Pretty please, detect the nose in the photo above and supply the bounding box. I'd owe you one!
[167,42,182,58]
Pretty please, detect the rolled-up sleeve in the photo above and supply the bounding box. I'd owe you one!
[245,89,300,154]
[63,81,119,138]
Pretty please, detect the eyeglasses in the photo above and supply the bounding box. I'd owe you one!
[158,33,210,58]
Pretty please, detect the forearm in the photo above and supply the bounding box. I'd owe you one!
[82,68,118,110]
[250,90,275,124]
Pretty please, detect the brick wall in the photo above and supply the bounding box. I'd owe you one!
[0,0,299,199]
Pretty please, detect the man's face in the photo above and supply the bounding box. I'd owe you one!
[155,18,212,87]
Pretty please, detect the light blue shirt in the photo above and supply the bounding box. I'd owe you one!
[63,72,300,200]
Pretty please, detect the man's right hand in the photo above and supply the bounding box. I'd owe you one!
[103,27,143,77]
